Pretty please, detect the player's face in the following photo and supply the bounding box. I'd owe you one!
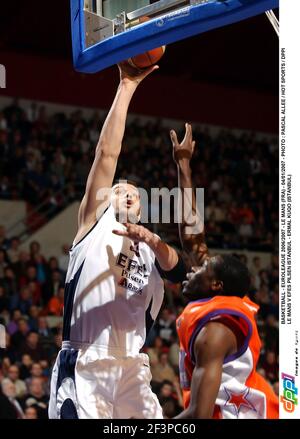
[182,257,217,300]
[111,183,141,223]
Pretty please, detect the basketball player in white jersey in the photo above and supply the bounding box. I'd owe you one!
[48,63,186,419]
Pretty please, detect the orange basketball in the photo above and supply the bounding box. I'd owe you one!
[127,46,166,69]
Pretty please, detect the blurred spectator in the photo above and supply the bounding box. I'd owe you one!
[37,317,55,359]
[24,406,38,419]
[37,317,53,340]
[20,377,48,419]
[33,255,47,284]
[19,332,47,362]
[11,251,30,280]
[19,354,34,380]
[251,256,262,277]
[29,242,46,265]
[147,336,164,366]
[158,380,174,401]
[11,318,30,350]
[6,309,23,335]
[19,266,42,305]
[254,285,270,319]
[157,380,182,418]
[47,257,64,279]
[10,286,32,314]
[7,237,21,264]
[44,287,64,317]
[238,202,255,224]
[154,309,177,347]
[6,364,27,398]
[151,352,177,384]
[161,398,178,419]
[25,362,49,395]
[238,218,253,239]
[205,200,224,222]
[42,270,63,303]
[27,362,44,381]
[27,305,40,332]
[1,379,24,418]
[2,266,18,296]
[0,386,19,419]
[39,360,51,380]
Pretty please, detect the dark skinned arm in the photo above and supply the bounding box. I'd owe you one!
[170,124,208,267]
[175,321,237,419]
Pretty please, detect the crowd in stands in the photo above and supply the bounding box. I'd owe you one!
[0,99,278,418]
[0,99,278,251]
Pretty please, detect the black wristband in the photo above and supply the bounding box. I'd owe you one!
[155,254,187,283]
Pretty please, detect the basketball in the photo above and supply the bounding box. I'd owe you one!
[126,15,165,70]
[127,46,166,70]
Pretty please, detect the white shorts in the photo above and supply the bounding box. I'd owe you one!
[48,343,162,419]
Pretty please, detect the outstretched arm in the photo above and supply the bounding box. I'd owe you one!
[175,321,237,419]
[170,123,208,267]
[77,63,158,237]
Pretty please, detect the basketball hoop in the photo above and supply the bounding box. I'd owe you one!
[72,0,279,73]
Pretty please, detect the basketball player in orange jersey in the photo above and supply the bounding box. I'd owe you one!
[169,124,279,419]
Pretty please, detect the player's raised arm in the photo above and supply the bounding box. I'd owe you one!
[170,123,208,266]
[77,63,158,232]
[175,321,237,419]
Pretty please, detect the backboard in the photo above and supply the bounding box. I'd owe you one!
[71,0,279,73]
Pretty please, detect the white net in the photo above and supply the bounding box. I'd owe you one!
[265,9,279,37]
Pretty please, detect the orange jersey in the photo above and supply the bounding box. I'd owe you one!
[176,295,279,419]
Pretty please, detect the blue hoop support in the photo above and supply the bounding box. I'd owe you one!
[71,0,279,73]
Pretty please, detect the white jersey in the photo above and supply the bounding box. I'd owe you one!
[62,205,164,358]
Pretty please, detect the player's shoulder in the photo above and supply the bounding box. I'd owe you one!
[211,295,259,319]
[178,296,241,329]
[194,319,237,354]
[177,300,207,331]
[71,203,112,252]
